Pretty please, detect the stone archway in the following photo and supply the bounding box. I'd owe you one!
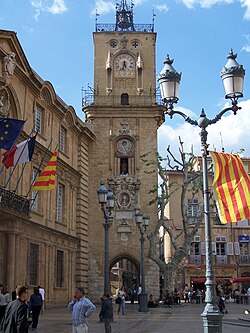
[109,254,140,299]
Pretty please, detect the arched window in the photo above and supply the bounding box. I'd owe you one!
[121,93,129,105]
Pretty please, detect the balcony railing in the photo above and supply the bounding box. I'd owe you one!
[95,23,154,33]
[82,94,163,108]
[189,255,202,264]
[239,254,250,264]
[0,187,30,215]
[216,255,228,264]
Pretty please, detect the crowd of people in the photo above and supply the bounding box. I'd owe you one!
[1,283,249,333]
[0,284,45,332]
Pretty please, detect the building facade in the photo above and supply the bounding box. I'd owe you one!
[83,2,164,300]
[0,29,94,305]
[162,158,250,293]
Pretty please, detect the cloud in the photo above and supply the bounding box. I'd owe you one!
[91,0,115,16]
[48,0,67,14]
[22,26,34,33]
[179,0,250,20]
[158,99,250,158]
[241,34,250,52]
[155,4,170,13]
[241,0,250,19]
[92,0,148,17]
[30,0,67,21]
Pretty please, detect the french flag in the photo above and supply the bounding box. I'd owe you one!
[2,135,36,169]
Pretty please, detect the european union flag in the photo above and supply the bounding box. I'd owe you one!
[0,117,25,150]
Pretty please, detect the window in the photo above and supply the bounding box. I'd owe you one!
[31,169,39,211]
[121,93,129,105]
[216,236,227,255]
[187,198,199,217]
[190,242,200,256]
[29,243,39,285]
[238,219,249,226]
[35,105,43,134]
[59,126,66,153]
[56,250,64,287]
[243,162,249,173]
[57,183,64,222]
[120,158,128,175]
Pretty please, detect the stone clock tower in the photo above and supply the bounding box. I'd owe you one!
[83,0,164,301]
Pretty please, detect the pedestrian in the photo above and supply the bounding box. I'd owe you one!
[183,284,189,303]
[0,285,10,325]
[38,285,45,314]
[117,286,126,315]
[68,287,96,333]
[137,284,142,303]
[1,285,29,333]
[29,286,43,331]
[99,293,113,333]
[148,294,157,308]
[11,285,20,301]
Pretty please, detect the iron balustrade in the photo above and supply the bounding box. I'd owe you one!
[189,255,202,264]
[82,94,163,108]
[95,23,154,32]
[0,187,30,215]
[239,254,250,264]
[216,255,228,264]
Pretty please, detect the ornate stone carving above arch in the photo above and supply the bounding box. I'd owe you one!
[0,84,20,118]
[40,86,53,105]
[115,137,135,158]
[65,108,75,127]
[114,119,136,139]
[108,176,140,210]
[108,176,141,234]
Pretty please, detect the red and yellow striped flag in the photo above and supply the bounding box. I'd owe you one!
[210,151,250,223]
[32,148,58,191]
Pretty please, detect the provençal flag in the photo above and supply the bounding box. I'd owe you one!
[32,148,58,191]
[210,151,250,223]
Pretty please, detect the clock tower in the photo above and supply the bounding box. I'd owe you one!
[83,0,164,301]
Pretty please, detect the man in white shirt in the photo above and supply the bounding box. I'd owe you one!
[38,286,45,314]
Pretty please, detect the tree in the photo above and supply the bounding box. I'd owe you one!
[142,139,205,295]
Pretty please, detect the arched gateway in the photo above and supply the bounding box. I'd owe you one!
[83,1,164,302]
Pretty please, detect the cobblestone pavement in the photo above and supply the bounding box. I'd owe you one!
[37,302,250,333]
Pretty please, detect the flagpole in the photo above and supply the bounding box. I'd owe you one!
[2,129,35,190]
[29,143,58,211]
[26,139,53,198]
[13,131,38,193]
[0,120,26,177]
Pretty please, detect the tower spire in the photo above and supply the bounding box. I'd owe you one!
[115,0,135,31]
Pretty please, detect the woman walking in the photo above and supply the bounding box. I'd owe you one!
[118,286,126,315]
[29,287,43,331]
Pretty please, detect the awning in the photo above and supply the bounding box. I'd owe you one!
[230,277,250,283]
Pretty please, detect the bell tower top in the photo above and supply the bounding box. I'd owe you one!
[115,0,135,31]
[95,1,154,33]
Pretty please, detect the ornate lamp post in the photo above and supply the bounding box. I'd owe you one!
[158,50,245,333]
[97,181,115,294]
[135,209,150,312]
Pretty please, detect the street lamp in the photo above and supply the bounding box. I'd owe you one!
[158,50,245,333]
[135,209,150,312]
[97,181,115,294]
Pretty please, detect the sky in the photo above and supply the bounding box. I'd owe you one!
[1,0,250,158]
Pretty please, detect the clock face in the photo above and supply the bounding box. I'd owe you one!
[114,54,135,76]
